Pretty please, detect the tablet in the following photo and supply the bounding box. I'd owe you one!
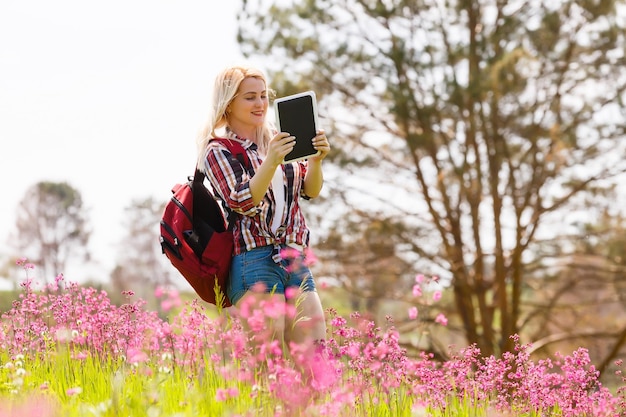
[273,91,321,163]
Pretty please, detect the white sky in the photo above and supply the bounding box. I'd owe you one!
[0,0,254,285]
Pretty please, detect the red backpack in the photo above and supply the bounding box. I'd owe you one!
[159,138,250,308]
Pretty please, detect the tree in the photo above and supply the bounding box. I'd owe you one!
[237,0,626,362]
[320,214,414,318]
[524,213,626,376]
[14,181,90,281]
[110,197,174,307]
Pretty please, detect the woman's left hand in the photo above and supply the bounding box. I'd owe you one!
[310,130,330,162]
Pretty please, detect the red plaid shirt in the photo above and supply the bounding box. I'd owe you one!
[203,133,311,256]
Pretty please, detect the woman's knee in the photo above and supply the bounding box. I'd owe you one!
[286,291,326,343]
[236,292,287,342]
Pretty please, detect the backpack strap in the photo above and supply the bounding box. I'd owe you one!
[201,137,253,228]
[211,137,251,171]
[193,137,251,184]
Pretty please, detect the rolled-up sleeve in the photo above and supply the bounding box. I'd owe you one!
[204,145,258,216]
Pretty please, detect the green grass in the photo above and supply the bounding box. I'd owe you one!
[1,279,622,417]
[1,347,523,417]
[0,344,618,417]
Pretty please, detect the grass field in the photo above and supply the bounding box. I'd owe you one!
[1,260,624,416]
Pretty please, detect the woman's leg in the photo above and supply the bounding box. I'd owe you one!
[285,290,328,388]
[285,290,326,347]
[235,291,286,348]
[228,246,288,350]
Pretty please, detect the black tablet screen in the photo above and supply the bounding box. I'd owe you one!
[276,94,318,162]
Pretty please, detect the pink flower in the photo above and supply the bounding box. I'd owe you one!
[280,246,300,260]
[415,274,425,283]
[154,286,164,298]
[66,387,82,396]
[215,388,228,402]
[16,257,35,269]
[408,307,419,320]
[127,348,148,364]
[159,289,181,312]
[247,309,267,333]
[285,286,298,300]
[331,316,346,327]
[303,248,318,266]
[161,300,173,312]
[412,285,422,297]
[215,387,239,402]
[260,298,286,319]
[251,282,267,293]
[433,291,442,302]
[435,313,448,326]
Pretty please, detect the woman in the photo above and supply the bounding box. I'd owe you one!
[197,65,329,351]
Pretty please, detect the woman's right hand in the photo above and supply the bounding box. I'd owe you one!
[265,132,295,167]
[249,132,295,205]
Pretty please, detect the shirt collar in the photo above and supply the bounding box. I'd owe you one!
[225,129,258,151]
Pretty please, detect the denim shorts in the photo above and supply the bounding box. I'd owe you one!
[227,245,316,306]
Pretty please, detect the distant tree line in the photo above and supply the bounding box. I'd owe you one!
[3,182,172,310]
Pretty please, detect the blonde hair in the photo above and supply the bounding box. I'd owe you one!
[196,65,274,168]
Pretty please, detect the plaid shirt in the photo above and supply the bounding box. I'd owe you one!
[203,133,311,257]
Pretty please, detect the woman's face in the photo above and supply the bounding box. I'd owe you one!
[228,77,268,132]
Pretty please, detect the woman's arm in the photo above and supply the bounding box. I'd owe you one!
[303,130,330,198]
[249,132,297,205]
